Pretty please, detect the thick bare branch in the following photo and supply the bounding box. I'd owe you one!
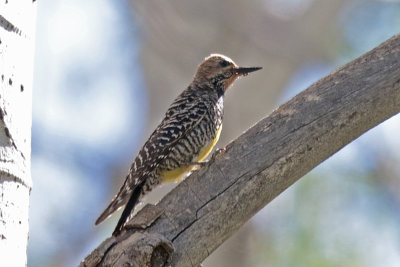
[81,34,400,267]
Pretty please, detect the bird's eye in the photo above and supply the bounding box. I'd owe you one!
[219,60,230,67]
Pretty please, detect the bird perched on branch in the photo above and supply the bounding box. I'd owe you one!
[95,54,261,235]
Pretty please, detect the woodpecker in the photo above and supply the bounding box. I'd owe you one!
[95,54,261,235]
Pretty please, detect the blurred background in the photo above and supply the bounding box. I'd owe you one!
[30,0,400,266]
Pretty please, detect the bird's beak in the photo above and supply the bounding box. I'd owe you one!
[235,66,262,76]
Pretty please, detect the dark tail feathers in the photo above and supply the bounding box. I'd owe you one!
[112,182,144,236]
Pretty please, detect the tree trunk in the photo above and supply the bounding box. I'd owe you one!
[0,2,35,266]
[81,34,400,267]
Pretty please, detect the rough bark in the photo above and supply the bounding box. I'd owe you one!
[0,2,35,266]
[81,34,400,267]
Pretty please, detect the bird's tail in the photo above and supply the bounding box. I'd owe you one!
[112,182,144,235]
[95,176,136,226]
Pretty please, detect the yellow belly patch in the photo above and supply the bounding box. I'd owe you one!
[160,124,222,183]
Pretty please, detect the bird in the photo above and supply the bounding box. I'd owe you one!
[95,54,261,235]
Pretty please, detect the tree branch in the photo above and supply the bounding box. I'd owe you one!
[81,34,400,267]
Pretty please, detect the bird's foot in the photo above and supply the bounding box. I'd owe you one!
[210,147,226,163]
[190,161,207,167]
[190,147,226,168]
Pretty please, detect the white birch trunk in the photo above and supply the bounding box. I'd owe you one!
[0,1,36,266]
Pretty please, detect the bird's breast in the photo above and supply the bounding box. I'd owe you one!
[159,123,223,183]
[195,123,222,163]
[156,95,224,183]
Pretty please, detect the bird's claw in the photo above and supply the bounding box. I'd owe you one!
[190,161,208,167]
[190,147,226,169]
[210,147,226,163]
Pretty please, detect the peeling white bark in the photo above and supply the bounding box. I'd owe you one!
[0,1,36,266]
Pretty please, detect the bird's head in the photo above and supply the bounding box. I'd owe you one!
[194,54,262,92]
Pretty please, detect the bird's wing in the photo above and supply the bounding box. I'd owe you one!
[95,96,209,225]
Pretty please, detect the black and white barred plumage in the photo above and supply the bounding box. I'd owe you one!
[95,54,261,235]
